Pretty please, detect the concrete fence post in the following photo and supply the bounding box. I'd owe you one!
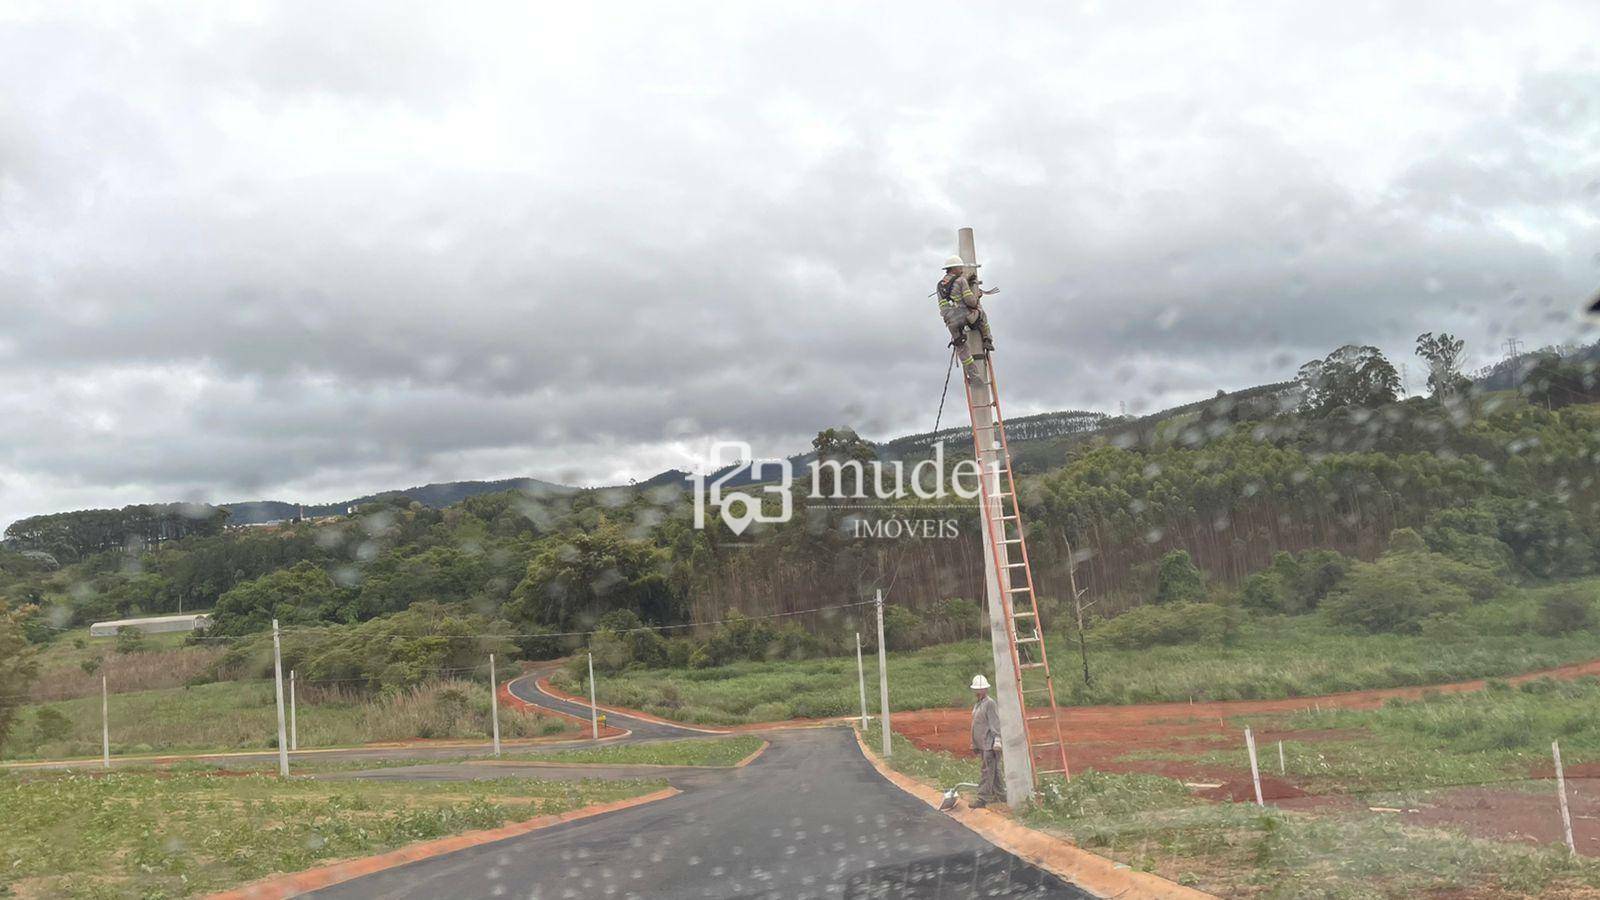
[489,654,502,758]
[289,669,298,752]
[1245,727,1264,808]
[1555,740,1576,855]
[588,651,599,740]
[876,590,891,757]
[101,674,110,770]
[855,631,869,730]
[271,619,289,778]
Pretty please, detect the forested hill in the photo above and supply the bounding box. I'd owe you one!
[218,477,574,525]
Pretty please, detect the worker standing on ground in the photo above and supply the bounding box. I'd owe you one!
[969,674,1003,808]
[936,255,993,372]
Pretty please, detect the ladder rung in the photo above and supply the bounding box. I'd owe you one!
[1007,585,1032,592]
[1015,636,1040,645]
[1012,610,1035,618]
[1021,687,1051,694]
[1004,562,1027,568]
[1025,714,1054,721]
[1019,662,1047,670]
[1030,740,1062,748]
[1001,538,1023,544]
[1036,768,1068,776]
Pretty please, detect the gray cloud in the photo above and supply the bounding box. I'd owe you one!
[2,1,1599,525]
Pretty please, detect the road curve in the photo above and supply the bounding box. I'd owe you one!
[505,670,711,741]
[308,726,1090,899]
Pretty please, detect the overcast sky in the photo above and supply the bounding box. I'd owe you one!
[2,0,1598,527]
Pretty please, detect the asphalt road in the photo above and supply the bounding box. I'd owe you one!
[310,725,1091,899]
[505,670,711,740]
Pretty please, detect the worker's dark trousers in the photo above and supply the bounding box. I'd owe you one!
[978,748,1003,802]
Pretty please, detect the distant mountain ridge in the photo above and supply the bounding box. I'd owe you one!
[220,477,573,525]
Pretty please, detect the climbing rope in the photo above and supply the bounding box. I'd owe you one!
[932,346,957,436]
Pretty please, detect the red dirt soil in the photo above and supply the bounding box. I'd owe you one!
[894,656,1600,809]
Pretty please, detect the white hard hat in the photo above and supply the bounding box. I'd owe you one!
[970,674,991,690]
[943,255,966,270]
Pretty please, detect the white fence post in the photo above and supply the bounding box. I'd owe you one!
[101,674,110,770]
[1278,740,1285,775]
[588,651,599,739]
[1555,740,1576,855]
[855,632,869,729]
[271,619,289,777]
[489,654,502,758]
[1245,727,1264,808]
[289,669,298,752]
[876,590,891,757]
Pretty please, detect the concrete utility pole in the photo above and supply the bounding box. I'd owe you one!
[489,654,501,758]
[101,674,110,770]
[855,632,869,729]
[587,651,599,739]
[289,669,298,752]
[875,590,891,757]
[960,226,1035,805]
[271,619,289,777]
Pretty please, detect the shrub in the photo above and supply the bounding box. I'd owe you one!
[665,637,695,669]
[114,629,148,654]
[1536,587,1596,636]
[1322,550,1501,634]
[881,605,924,652]
[1241,571,1289,614]
[1092,601,1227,649]
[34,706,72,742]
[1154,550,1205,605]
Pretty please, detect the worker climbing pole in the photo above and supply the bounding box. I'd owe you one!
[939,227,1071,805]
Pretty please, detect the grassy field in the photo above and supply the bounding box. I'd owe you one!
[1134,675,1600,799]
[1,679,576,760]
[511,735,765,767]
[860,722,1600,898]
[555,585,1600,725]
[26,627,226,703]
[0,768,664,898]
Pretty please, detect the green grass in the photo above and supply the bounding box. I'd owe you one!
[859,721,1600,898]
[2,679,576,761]
[510,735,765,767]
[1123,676,1600,798]
[31,626,197,670]
[0,768,664,898]
[556,584,1600,725]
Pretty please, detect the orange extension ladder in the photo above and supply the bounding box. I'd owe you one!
[961,355,1072,783]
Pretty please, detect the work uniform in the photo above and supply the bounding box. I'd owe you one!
[936,271,992,371]
[971,693,1003,803]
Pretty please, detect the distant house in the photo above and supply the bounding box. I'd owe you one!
[89,613,212,637]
